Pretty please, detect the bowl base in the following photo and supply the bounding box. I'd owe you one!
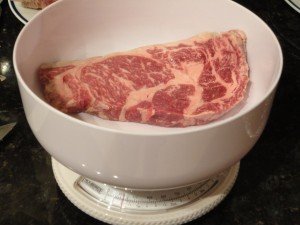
[52,158,239,225]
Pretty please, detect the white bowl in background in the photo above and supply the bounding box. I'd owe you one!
[285,0,300,13]
[13,0,283,189]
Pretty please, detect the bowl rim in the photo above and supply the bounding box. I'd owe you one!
[13,0,283,137]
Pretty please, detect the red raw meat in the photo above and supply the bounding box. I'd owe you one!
[39,30,249,127]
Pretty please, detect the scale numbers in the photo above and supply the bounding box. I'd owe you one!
[75,170,227,213]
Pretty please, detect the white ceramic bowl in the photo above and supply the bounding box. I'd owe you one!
[13,0,282,189]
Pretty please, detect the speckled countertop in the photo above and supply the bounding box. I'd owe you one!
[0,1,299,225]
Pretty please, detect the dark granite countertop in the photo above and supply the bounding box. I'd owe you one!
[0,1,299,224]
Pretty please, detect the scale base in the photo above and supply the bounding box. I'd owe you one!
[52,158,239,225]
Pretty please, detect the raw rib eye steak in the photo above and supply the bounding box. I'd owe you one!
[39,30,249,127]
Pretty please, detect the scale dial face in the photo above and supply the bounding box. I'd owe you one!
[76,175,223,213]
[52,158,239,225]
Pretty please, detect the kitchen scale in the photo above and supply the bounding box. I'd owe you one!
[52,158,239,225]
